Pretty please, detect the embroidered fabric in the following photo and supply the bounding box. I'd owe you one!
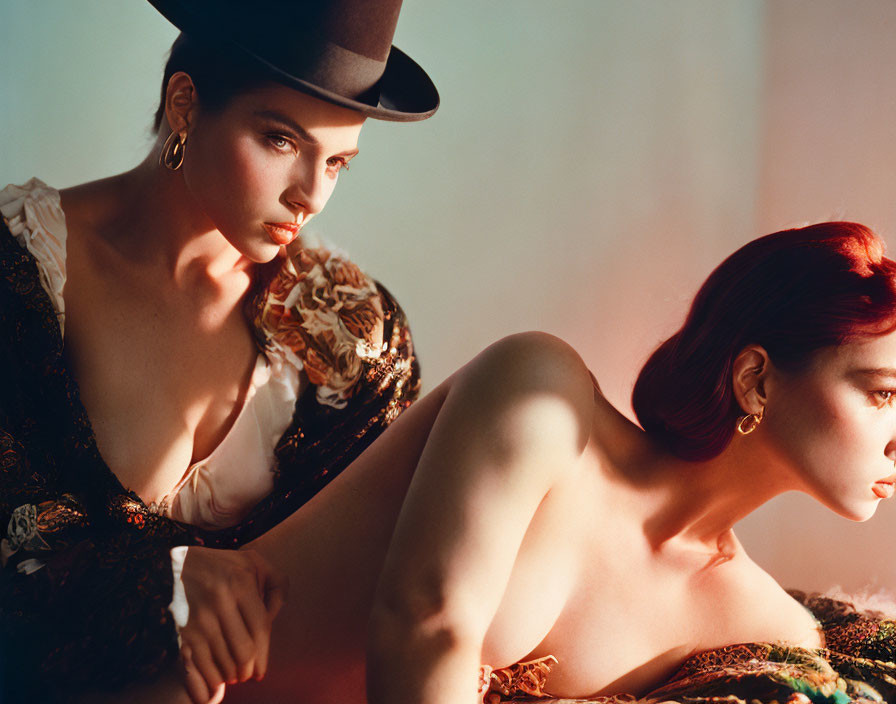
[480,655,560,703]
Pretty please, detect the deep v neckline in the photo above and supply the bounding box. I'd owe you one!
[62,213,273,512]
[3,183,270,513]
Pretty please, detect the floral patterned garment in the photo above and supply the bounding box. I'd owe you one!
[479,591,896,704]
[0,205,420,700]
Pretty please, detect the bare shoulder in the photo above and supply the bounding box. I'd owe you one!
[468,332,596,455]
[481,331,590,374]
[700,550,824,650]
[476,332,595,409]
[59,174,131,245]
[58,176,110,218]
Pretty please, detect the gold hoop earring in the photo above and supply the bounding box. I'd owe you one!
[160,130,188,171]
[736,406,764,435]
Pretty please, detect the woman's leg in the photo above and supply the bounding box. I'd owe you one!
[224,373,456,702]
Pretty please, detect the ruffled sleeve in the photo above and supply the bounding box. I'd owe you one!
[0,178,67,336]
[236,235,422,526]
[252,235,393,409]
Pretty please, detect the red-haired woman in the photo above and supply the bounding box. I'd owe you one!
[210,221,896,703]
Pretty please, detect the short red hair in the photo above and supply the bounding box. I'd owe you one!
[632,222,896,460]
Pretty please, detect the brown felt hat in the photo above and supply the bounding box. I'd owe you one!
[147,0,439,121]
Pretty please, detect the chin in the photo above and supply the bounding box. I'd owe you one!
[834,501,878,523]
[810,488,879,522]
[248,243,284,264]
[226,234,283,264]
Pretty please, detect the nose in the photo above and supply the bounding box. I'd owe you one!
[283,161,329,219]
[885,439,896,465]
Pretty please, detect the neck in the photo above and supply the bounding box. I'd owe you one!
[92,150,253,286]
[640,435,795,553]
[590,394,798,556]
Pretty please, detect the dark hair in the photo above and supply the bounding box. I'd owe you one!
[632,222,896,461]
[153,33,275,133]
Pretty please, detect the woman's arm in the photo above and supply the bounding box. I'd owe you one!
[366,332,596,704]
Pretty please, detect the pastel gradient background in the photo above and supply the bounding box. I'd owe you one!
[4,1,896,596]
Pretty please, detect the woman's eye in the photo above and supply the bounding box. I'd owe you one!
[326,157,349,174]
[873,390,896,405]
[266,134,293,152]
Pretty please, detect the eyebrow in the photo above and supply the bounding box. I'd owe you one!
[854,367,896,379]
[253,109,360,158]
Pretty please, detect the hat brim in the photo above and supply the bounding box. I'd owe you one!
[148,0,439,122]
[241,43,440,122]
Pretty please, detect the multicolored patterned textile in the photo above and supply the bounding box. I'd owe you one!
[0,217,420,700]
[480,591,896,704]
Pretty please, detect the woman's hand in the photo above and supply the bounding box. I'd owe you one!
[178,546,288,703]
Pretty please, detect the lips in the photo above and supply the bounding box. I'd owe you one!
[263,221,302,246]
[873,481,895,499]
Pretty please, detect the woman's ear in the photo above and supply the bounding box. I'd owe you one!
[163,71,197,135]
[731,344,770,415]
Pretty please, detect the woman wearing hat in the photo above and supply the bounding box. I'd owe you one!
[0,0,437,701]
